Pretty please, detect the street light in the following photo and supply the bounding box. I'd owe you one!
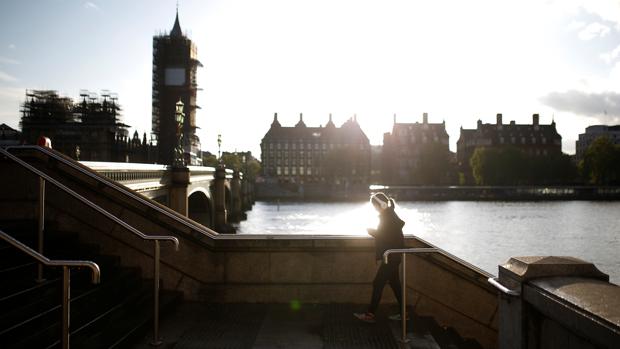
[174,99,185,167]
[217,134,222,161]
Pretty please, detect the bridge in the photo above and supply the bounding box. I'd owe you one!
[82,154,255,232]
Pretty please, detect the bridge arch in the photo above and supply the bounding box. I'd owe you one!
[188,188,213,228]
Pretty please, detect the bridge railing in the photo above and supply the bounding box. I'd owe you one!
[7,146,219,234]
[2,146,179,345]
[80,161,168,192]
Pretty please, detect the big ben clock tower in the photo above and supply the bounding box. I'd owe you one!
[152,9,202,165]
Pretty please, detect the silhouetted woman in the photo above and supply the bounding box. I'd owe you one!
[354,192,405,323]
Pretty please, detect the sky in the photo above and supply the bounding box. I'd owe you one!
[1,0,620,156]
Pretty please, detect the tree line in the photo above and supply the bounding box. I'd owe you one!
[469,136,620,186]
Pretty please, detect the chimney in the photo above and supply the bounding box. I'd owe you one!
[496,113,502,125]
[423,112,428,124]
[533,113,539,125]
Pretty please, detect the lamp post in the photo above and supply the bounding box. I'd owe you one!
[174,100,185,167]
[217,134,222,161]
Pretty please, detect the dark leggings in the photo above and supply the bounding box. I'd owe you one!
[368,260,403,314]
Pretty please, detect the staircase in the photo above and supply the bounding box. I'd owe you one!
[0,220,179,349]
[403,313,484,349]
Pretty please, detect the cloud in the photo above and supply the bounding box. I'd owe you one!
[540,90,620,123]
[0,86,24,99]
[567,20,587,31]
[0,56,20,65]
[8,44,16,50]
[578,22,611,40]
[600,45,620,64]
[0,87,24,129]
[0,70,18,82]
[83,2,100,11]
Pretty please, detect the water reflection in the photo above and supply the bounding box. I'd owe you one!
[240,201,378,235]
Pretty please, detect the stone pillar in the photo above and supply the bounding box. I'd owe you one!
[229,170,242,222]
[497,256,609,349]
[241,178,249,211]
[169,166,190,216]
[213,164,227,231]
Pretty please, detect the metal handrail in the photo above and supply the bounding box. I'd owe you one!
[8,145,219,238]
[0,229,100,349]
[383,248,439,344]
[488,277,521,296]
[0,147,178,346]
[1,148,179,248]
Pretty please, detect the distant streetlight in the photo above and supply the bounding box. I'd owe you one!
[174,99,185,167]
[217,134,222,160]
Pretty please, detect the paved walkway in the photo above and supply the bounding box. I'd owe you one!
[132,303,440,349]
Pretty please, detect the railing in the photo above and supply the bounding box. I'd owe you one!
[7,146,219,238]
[487,277,521,296]
[383,247,439,344]
[0,229,100,349]
[80,161,168,193]
[0,147,179,346]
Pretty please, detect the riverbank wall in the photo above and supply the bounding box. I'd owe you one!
[257,183,620,201]
[376,186,620,201]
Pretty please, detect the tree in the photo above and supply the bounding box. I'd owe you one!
[221,153,242,170]
[413,143,451,185]
[470,147,524,185]
[580,136,620,185]
[202,152,261,180]
[528,152,577,185]
[202,153,218,167]
[470,146,578,186]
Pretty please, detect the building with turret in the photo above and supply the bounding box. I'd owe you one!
[260,113,371,186]
[152,10,202,165]
[382,113,451,185]
[457,113,562,182]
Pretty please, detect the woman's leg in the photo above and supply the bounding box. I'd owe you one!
[387,261,403,312]
[368,262,391,313]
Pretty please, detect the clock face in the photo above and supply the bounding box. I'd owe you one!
[165,68,186,86]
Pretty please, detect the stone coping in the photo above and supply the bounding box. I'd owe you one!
[530,276,620,328]
[500,256,609,282]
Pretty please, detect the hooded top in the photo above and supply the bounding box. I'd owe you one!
[373,202,405,262]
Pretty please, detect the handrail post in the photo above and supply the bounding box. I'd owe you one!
[62,266,70,349]
[383,248,439,344]
[151,240,162,346]
[401,252,408,343]
[37,177,45,282]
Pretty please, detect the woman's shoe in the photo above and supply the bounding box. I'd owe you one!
[353,312,376,323]
[388,313,409,321]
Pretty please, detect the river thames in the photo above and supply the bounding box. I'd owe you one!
[238,201,620,284]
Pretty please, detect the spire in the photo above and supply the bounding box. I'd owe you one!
[326,113,335,128]
[271,112,281,128]
[170,6,183,37]
[295,113,306,127]
[393,113,396,124]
